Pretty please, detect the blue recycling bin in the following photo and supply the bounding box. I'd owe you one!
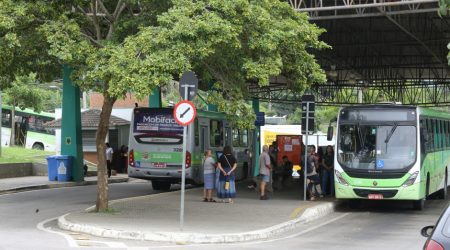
[55,155,73,182]
[46,156,58,181]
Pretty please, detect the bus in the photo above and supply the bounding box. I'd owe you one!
[332,104,450,210]
[127,107,253,190]
[1,105,56,151]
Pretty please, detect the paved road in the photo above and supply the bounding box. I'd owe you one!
[1,182,447,250]
[0,181,159,250]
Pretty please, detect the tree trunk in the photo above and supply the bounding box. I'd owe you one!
[95,94,116,212]
[9,99,16,147]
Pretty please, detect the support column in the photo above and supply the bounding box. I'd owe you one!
[252,98,261,177]
[61,65,84,182]
[149,87,162,108]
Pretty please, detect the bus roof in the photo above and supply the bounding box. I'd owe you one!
[340,104,450,120]
[418,107,450,120]
[2,105,55,119]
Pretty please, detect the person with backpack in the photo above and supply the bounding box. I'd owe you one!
[306,145,323,200]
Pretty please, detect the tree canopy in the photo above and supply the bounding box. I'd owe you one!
[3,0,328,211]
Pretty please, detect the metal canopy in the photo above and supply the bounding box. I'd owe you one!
[248,1,450,106]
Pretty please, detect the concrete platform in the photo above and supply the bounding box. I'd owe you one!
[58,180,336,244]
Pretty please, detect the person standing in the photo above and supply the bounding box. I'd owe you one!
[306,145,323,200]
[106,143,113,178]
[202,150,216,202]
[259,145,272,200]
[217,146,237,203]
[321,145,335,196]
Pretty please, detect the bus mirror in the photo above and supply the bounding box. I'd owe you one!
[327,126,333,141]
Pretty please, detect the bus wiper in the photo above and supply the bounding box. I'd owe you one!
[384,122,398,144]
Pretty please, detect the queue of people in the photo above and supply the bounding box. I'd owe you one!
[200,143,335,203]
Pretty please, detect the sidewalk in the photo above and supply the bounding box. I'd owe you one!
[58,180,336,244]
[0,174,129,195]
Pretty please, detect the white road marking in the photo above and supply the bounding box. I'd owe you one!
[37,217,128,249]
[36,217,78,248]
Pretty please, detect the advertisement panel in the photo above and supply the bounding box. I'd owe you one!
[133,108,183,135]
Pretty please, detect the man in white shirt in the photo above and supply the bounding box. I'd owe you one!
[106,143,113,178]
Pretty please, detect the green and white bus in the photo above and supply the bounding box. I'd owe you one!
[127,107,252,190]
[333,104,450,210]
[1,105,56,151]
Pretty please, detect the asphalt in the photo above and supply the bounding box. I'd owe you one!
[0,174,337,244]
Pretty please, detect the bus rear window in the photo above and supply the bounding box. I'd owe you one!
[132,108,183,144]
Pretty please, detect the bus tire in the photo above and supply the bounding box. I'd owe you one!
[348,200,361,209]
[152,181,171,191]
[413,199,425,210]
[438,170,448,200]
[32,143,44,150]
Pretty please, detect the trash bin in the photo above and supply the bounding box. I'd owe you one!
[55,155,73,182]
[46,156,58,181]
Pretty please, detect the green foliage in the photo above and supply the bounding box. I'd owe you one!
[287,106,338,132]
[4,73,49,113]
[0,0,60,89]
[132,0,328,128]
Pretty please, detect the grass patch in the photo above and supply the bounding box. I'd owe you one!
[0,146,53,164]
[96,207,120,214]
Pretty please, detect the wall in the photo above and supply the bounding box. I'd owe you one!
[90,92,148,108]
[0,163,33,178]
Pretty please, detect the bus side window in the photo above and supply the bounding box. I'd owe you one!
[232,129,239,147]
[210,120,223,147]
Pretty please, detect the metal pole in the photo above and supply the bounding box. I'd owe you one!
[180,86,189,231]
[303,102,309,201]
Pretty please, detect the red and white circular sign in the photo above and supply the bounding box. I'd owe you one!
[173,100,197,126]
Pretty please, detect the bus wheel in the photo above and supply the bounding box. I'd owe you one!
[413,199,425,210]
[438,170,448,200]
[32,143,44,150]
[348,200,361,209]
[152,181,171,191]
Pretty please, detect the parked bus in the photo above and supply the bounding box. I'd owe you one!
[332,104,450,210]
[1,105,56,151]
[127,107,253,190]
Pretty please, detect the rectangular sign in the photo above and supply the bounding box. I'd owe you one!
[133,108,183,134]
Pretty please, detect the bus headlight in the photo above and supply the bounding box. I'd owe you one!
[402,171,419,187]
[335,170,349,186]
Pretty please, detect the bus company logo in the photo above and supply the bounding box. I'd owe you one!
[143,115,176,124]
[373,181,378,186]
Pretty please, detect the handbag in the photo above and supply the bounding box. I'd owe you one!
[224,179,230,190]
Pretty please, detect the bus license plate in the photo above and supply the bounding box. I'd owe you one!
[152,163,166,168]
[368,194,383,200]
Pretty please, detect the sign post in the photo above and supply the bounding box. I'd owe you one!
[176,71,198,231]
[301,94,315,201]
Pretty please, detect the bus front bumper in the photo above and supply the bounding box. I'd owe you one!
[335,181,422,200]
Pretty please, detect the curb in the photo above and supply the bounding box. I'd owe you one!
[58,201,336,244]
[0,178,129,195]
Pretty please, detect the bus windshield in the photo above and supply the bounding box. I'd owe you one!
[337,124,416,170]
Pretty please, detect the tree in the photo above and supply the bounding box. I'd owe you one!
[3,73,50,146]
[35,0,327,211]
[134,0,329,128]
[39,0,174,211]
